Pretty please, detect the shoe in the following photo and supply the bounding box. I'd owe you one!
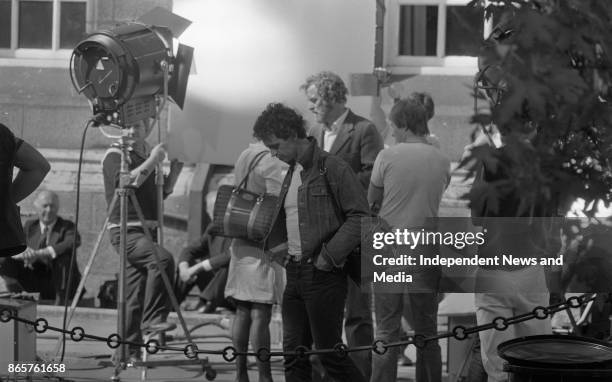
[398,354,413,366]
[128,353,141,365]
[197,301,216,314]
[111,349,141,365]
[184,298,206,311]
[143,321,177,334]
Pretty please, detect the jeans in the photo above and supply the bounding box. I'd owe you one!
[371,267,442,382]
[344,279,373,380]
[282,261,366,382]
[110,227,174,353]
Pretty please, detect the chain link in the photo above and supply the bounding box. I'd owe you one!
[0,293,597,363]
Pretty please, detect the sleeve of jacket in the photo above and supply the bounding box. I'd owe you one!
[320,160,372,266]
[178,227,212,264]
[208,237,232,269]
[357,121,384,189]
[51,218,81,259]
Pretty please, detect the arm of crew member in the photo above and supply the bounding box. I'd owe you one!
[163,159,184,198]
[12,141,51,203]
[130,143,166,188]
[368,182,384,215]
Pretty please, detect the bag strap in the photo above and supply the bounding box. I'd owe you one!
[321,155,385,239]
[319,157,353,270]
[319,156,344,223]
[320,157,363,272]
[235,150,269,190]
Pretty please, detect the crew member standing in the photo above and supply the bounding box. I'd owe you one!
[301,71,383,381]
[256,102,370,382]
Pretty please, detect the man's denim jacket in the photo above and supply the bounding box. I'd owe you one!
[268,137,372,267]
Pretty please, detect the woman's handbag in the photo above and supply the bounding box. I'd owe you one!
[212,150,279,243]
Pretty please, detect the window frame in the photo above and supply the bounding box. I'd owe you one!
[385,0,494,74]
[0,0,91,63]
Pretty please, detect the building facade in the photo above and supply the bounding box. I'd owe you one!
[1,0,480,304]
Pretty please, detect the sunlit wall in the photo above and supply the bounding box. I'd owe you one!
[168,0,376,164]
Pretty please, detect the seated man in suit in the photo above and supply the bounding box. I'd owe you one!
[1,190,81,304]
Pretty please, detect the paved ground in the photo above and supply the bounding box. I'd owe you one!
[1,304,437,382]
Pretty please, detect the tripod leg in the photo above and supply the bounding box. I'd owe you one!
[155,163,164,245]
[116,188,130,371]
[50,192,118,361]
[127,192,197,346]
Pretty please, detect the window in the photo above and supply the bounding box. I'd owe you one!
[398,5,438,56]
[59,1,87,49]
[0,0,88,59]
[19,1,54,49]
[385,0,494,73]
[0,1,11,49]
[445,5,484,56]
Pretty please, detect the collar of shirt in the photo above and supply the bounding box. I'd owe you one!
[324,108,349,133]
[40,219,57,235]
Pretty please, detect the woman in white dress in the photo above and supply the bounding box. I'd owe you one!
[225,140,285,382]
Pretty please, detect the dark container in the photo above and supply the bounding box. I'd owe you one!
[498,335,612,382]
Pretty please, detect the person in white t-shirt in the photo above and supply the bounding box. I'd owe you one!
[368,98,450,382]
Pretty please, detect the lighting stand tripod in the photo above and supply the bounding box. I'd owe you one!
[50,130,216,381]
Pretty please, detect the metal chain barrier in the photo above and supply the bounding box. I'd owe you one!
[0,294,597,363]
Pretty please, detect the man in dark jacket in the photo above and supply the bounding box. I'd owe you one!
[301,71,382,381]
[254,102,370,382]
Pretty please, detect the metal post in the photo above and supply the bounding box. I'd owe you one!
[112,133,134,380]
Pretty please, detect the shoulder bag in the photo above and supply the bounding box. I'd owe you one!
[212,150,279,243]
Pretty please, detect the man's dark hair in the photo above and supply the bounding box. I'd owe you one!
[389,98,428,136]
[410,92,435,121]
[253,103,307,140]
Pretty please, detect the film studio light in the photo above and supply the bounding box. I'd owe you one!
[63,10,198,377]
[69,8,193,126]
